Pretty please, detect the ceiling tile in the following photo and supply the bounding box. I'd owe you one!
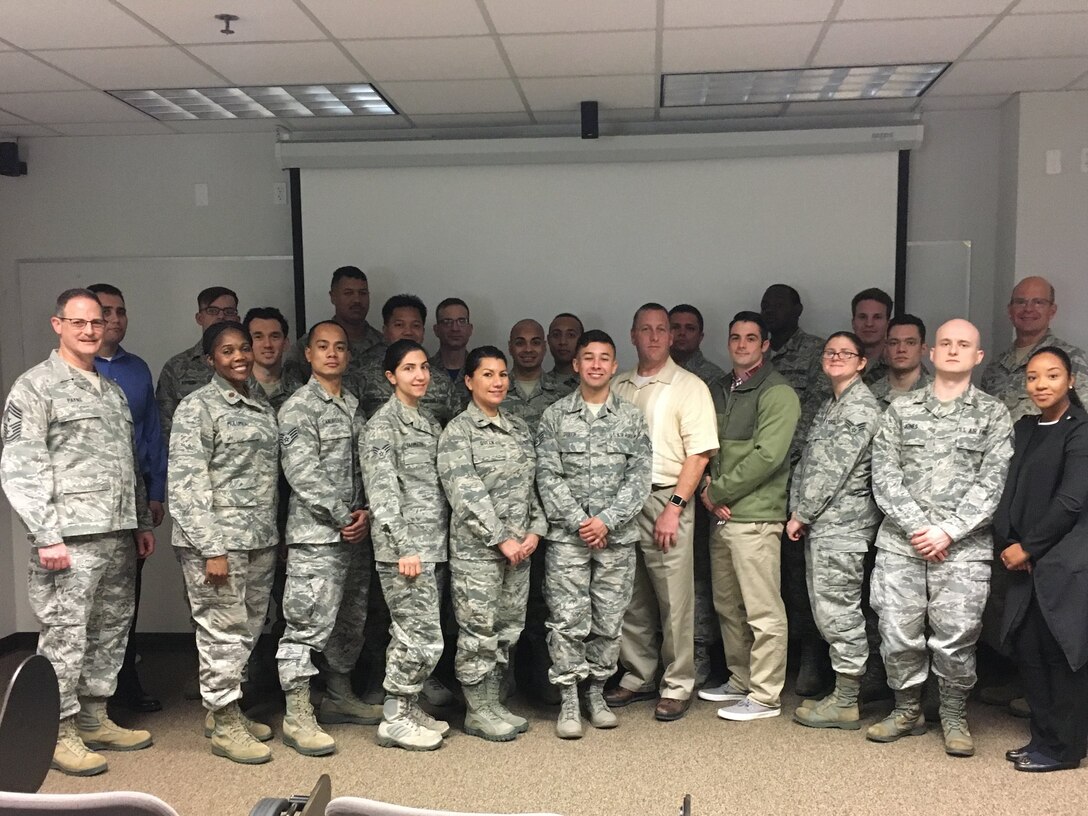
[520,75,656,111]
[1013,0,1088,12]
[0,90,153,123]
[119,0,327,44]
[815,18,990,65]
[968,13,1088,59]
[186,43,366,86]
[659,103,787,119]
[0,0,166,49]
[300,0,488,39]
[0,53,87,92]
[928,57,1088,94]
[0,124,60,136]
[919,93,1012,109]
[51,121,174,135]
[344,37,507,81]
[503,31,656,78]
[662,25,822,73]
[0,108,30,125]
[783,98,919,115]
[666,0,836,27]
[37,47,226,90]
[484,0,656,33]
[410,111,533,127]
[379,79,525,114]
[836,0,1010,20]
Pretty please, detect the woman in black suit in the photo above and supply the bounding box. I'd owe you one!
[996,345,1088,772]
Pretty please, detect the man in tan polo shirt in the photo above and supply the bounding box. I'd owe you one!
[605,303,718,721]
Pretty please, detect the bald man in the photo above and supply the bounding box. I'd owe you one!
[867,319,1012,758]
[981,276,1088,422]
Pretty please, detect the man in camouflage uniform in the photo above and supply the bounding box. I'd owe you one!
[761,283,831,696]
[867,319,1013,757]
[430,297,474,416]
[537,330,652,739]
[502,317,575,704]
[245,307,300,412]
[283,266,383,394]
[155,285,239,440]
[1,288,155,777]
[851,287,893,386]
[669,304,726,385]
[547,312,584,392]
[869,314,931,409]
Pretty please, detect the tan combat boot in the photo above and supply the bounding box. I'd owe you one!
[462,681,517,742]
[376,696,442,751]
[866,685,927,743]
[210,702,272,764]
[203,709,272,741]
[53,716,108,776]
[318,672,383,726]
[76,697,152,751]
[555,684,583,739]
[584,680,618,729]
[485,669,529,733]
[794,673,862,730]
[283,686,336,756]
[939,686,975,757]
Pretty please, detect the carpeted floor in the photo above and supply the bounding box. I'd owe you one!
[34,649,1088,816]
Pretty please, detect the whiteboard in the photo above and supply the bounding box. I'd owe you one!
[12,256,293,632]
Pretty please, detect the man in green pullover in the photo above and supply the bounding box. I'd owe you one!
[700,311,800,722]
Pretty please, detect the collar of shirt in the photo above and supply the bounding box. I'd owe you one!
[466,400,509,431]
[565,388,615,416]
[95,345,131,364]
[1000,331,1059,369]
[212,373,265,410]
[731,360,764,391]
[617,356,680,389]
[391,394,437,435]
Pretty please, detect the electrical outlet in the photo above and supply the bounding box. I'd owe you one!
[1081,147,1088,173]
[273,182,287,205]
[1045,149,1061,175]
[194,183,209,207]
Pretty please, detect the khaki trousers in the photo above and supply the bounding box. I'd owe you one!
[709,521,788,707]
[618,487,696,701]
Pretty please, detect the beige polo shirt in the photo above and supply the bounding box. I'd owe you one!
[613,356,718,487]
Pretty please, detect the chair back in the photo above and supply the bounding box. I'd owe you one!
[0,790,180,815]
[0,654,59,794]
[325,798,563,816]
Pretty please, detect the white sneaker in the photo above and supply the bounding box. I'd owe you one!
[698,681,749,703]
[421,676,455,707]
[718,697,781,721]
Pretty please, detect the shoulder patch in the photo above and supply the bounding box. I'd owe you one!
[279,427,299,447]
[370,442,391,459]
[2,403,23,443]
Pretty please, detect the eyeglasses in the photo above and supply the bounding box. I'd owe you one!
[438,317,469,328]
[1010,298,1052,309]
[202,306,240,318]
[822,350,860,360]
[57,317,107,331]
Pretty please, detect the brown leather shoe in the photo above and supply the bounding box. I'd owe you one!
[603,687,657,708]
[654,697,691,722]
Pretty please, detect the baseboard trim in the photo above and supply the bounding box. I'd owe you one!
[0,631,197,656]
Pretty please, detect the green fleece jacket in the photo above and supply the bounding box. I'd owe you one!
[706,363,800,523]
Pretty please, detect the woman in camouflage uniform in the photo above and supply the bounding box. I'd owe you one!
[786,331,882,731]
[168,322,279,764]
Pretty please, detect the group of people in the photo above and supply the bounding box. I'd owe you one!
[2,266,1086,778]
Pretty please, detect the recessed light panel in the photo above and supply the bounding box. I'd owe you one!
[662,64,948,107]
[108,84,396,120]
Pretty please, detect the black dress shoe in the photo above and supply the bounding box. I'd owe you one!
[1005,744,1033,763]
[114,681,162,713]
[1014,752,1080,773]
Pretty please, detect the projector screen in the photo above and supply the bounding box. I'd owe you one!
[299,152,900,370]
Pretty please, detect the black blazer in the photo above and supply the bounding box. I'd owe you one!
[996,404,1088,671]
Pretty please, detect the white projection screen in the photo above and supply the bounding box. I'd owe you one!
[299,151,901,369]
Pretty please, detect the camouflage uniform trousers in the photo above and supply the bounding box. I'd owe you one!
[276,541,371,691]
[544,540,636,686]
[28,532,136,719]
[692,503,721,685]
[804,540,868,677]
[376,561,444,697]
[450,557,530,686]
[870,549,990,691]
[176,546,276,711]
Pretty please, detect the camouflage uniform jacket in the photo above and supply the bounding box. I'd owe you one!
[550,368,580,394]
[156,341,211,442]
[361,395,448,563]
[1,350,152,545]
[872,383,1013,561]
[500,370,572,433]
[438,402,547,561]
[278,378,365,544]
[357,343,454,425]
[980,331,1088,422]
[430,352,470,416]
[168,374,279,557]
[260,374,302,415]
[789,377,883,549]
[869,368,933,411]
[771,328,828,464]
[862,355,889,387]
[677,350,726,387]
[283,321,383,391]
[535,389,652,546]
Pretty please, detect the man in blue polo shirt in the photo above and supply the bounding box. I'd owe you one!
[89,283,166,713]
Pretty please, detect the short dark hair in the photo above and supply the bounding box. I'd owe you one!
[575,329,616,355]
[331,266,367,288]
[729,311,769,342]
[1028,346,1084,410]
[383,338,427,374]
[201,321,250,357]
[764,283,801,305]
[198,286,238,310]
[464,345,507,377]
[88,283,123,300]
[243,307,288,336]
[669,304,704,333]
[55,288,101,317]
[888,313,926,342]
[632,302,669,330]
[550,313,584,333]
[824,330,866,358]
[436,297,470,319]
[851,287,893,317]
[382,294,427,325]
[306,320,348,345]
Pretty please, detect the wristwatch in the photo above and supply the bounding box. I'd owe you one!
[668,494,688,509]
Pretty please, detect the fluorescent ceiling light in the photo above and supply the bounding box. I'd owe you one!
[662,64,948,107]
[108,84,396,120]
